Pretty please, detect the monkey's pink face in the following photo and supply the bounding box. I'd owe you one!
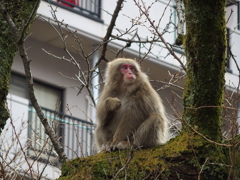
[120,64,136,83]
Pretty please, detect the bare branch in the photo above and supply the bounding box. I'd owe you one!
[96,0,125,67]
[19,0,41,42]
[6,105,33,178]
[134,0,187,72]
[110,34,161,44]
[19,44,68,162]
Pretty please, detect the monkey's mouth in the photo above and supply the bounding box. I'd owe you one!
[126,77,135,81]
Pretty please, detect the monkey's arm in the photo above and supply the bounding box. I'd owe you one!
[96,97,121,126]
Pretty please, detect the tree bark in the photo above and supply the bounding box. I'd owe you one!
[0,1,38,133]
[182,0,226,142]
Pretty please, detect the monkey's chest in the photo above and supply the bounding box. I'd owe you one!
[116,98,149,121]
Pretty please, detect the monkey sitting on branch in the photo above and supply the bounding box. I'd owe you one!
[94,58,168,151]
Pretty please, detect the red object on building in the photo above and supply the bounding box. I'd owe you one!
[57,0,76,8]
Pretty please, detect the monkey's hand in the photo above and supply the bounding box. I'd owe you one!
[105,97,121,111]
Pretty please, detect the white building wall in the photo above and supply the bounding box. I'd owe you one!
[226,4,240,88]
[38,1,106,40]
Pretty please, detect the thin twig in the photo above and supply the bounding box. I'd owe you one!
[113,148,134,179]
[6,104,33,178]
[96,0,125,67]
[134,0,187,72]
[198,157,209,180]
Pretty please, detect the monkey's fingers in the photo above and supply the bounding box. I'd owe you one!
[111,141,131,150]
[101,142,112,152]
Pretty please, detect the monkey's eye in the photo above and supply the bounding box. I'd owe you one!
[129,66,134,71]
[122,65,128,70]
[121,64,135,75]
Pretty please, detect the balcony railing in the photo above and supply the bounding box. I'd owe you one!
[28,105,95,165]
[45,0,103,23]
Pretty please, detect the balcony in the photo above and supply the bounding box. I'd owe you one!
[45,0,103,23]
[5,95,95,168]
[28,106,95,165]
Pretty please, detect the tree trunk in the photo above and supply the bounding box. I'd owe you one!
[0,1,39,133]
[182,0,226,141]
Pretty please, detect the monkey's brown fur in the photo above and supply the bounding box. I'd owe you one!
[94,58,168,151]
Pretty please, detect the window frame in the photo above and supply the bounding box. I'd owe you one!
[10,72,64,111]
[46,0,103,23]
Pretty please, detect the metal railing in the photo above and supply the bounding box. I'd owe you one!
[28,105,95,164]
[45,0,103,22]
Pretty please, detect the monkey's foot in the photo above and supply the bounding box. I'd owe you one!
[110,141,132,150]
[101,142,112,152]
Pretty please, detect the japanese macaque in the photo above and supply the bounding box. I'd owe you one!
[94,58,168,151]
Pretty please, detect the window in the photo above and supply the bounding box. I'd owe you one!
[34,83,62,111]
[9,74,28,99]
[10,73,63,111]
[57,0,76,8]
[47,0,103,23]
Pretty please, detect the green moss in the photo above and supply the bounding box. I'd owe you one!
[175,34,184,46]
[182,0,226,142]
[58,132,230,180]
[0,1,39,133]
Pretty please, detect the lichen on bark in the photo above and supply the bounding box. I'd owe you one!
[182,0,226,142]
[0,1,38,133]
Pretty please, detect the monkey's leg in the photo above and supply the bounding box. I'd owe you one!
[134,114,166,148]
[94,126,113,151]
[110,122,135,150]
